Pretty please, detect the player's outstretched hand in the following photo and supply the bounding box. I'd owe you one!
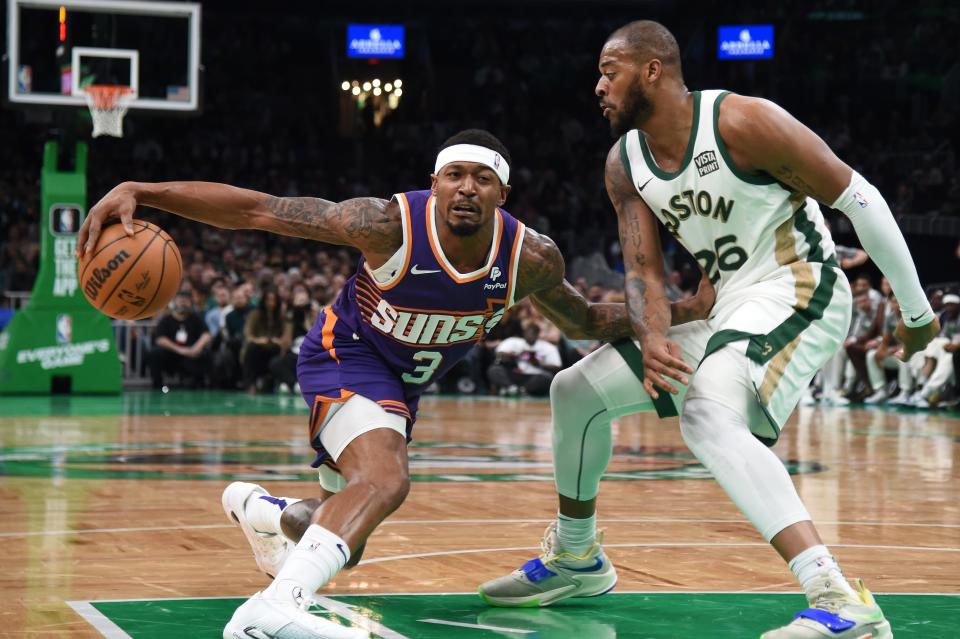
[640,333,692,399]
[895,316,940,362]
[77,183,139,258]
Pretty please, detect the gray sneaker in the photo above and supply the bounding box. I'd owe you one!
[761,577,892,638]
[478,522,617,607]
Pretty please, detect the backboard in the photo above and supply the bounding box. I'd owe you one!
[6,0,201,112]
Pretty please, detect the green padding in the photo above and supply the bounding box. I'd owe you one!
[611,339,679,418]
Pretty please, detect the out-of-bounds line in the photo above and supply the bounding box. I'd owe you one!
[357,542,960,566]
[73,589,960,605]
[4,517,959,538]
[65,601,133,639]
[419,618,535,634]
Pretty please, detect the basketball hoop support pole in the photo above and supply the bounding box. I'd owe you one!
[0,140,121,394]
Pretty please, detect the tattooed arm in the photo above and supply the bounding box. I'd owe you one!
[78,181,402,265]
[517,229,713,342]
[605,143,692,397]
[516,228,631,341]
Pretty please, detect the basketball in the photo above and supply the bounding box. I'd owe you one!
[77,220,182,320]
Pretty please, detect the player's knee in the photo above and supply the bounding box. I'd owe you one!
[679,396,712,449]
[549,366,593,410]
[353,472,410,514]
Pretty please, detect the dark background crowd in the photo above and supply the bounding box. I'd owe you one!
[1,0,959,402]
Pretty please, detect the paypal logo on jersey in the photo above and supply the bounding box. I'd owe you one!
[369,298,504,345]
[484,266,507,291]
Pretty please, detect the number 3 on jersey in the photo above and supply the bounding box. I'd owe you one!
[694,234,747,284]
[402,350,444,384]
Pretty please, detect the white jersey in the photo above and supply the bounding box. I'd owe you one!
[617,89,852,437]
[620,89,840,324]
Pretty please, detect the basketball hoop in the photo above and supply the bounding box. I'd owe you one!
[82,85,135,138]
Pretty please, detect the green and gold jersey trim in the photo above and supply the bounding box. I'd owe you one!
[712,91,777,186]
[612,338,679,418]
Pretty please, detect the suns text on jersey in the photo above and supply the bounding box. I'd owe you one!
[369,298,504,346]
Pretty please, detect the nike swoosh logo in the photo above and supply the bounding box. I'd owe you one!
[638,177,654,192]
[909,314,926,323]
[336,543,348,561]
[243,626,276,639]
[567,557,605,573]
[410,265,442,275]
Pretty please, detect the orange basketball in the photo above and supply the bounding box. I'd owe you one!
[77,220,182,320]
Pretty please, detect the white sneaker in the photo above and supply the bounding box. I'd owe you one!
[799,390,819,406]
[222,482,292,579]
[887,391,911,406]
[823,392,850,406]
[863,389,888,404]
[907,391,930,408]
[223,590,368,639]
[761,577,891,638]
[478,522,618,607]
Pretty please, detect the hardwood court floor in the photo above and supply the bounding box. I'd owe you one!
[1,391,958,637]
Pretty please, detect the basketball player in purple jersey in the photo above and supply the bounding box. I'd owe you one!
[79,129,715,639]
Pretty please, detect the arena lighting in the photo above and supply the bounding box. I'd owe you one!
[373,87,382,96]
[362,81,372,91]
[384,83,392,91]
[394,79,402,88]
[395,88,402,97]
[372,79,381,87]
[351,86,360,95]
[340,81,350,91]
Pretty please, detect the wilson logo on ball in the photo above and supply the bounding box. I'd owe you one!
[83,249,131,301]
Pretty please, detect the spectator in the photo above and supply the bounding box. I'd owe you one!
[205,282,232,337]
[270,286,318,393]
[864,294,916,405]
[908,294,960,408]
[242,287,288,392]
[212,286,252,389]
[487,323,562,396]
[148,291,212,389]
[844,289,885,401]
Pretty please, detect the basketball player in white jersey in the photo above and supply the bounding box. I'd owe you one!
[480,21,938,639]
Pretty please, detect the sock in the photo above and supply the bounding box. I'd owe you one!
[246,493,301,535]
[265,524,349,603]
[556,512,597,557]
[789,545,858,601]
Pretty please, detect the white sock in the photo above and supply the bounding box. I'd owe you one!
[246,493,301,535]
[265,524,349,603]
[789,545,858,600]
[556,512,597,556]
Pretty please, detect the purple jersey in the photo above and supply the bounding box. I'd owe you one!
[298,189,526,462]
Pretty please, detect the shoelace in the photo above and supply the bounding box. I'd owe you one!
[810,587,854,615]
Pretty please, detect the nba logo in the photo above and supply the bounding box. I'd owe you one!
[51,205,81,235]
[56,314,72,344]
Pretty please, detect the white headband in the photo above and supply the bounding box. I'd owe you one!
[434,144,510,185]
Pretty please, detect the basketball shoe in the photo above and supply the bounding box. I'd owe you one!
[223,589,367,639]
[478,521,617,607]
[222,481,292,579]
[761,577,892,638]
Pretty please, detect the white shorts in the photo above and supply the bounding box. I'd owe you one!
[576,266,852,443]
[315,394,407,463]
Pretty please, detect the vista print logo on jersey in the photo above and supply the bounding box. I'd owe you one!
[695,150,720,177]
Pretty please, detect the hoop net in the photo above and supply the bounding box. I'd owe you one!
[82,85,135,138]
